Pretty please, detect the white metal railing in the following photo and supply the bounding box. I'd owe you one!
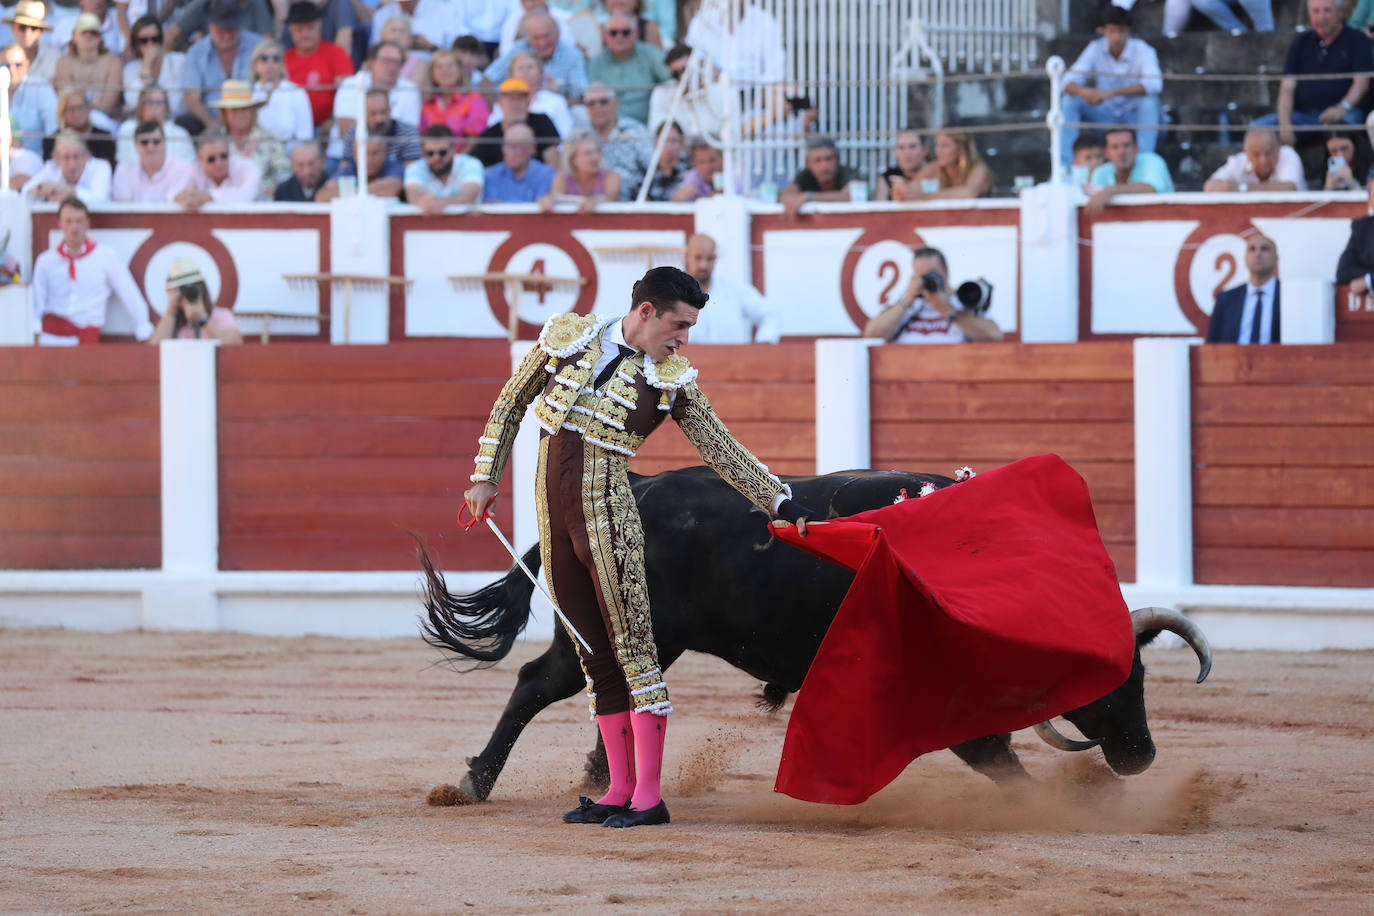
[671,0,1043,196]
[913,0,1043,74]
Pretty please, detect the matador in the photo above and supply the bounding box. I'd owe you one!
[463,267,815,828]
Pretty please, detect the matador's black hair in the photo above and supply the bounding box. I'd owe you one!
[630,266,709,316]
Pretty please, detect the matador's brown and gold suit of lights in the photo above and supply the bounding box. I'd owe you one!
[470,303,799,828]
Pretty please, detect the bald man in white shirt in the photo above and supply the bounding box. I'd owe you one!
[32,197,155,345]
[682,233,780,343]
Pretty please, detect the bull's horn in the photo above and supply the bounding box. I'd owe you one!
[1032,720,1099,752]
[1131,606,1213,684]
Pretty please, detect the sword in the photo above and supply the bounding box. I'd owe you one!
[484,516,594,654]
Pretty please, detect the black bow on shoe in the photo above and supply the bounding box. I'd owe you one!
[561,796,630,824]
[602,799,670,828]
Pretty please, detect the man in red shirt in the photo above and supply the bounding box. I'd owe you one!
[283,1,354,127]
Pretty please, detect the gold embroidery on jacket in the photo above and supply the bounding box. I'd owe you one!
[539,312,604,355]
[675,382,788,512]
[583,444,670,714]
[471,313,785,719]
[471,343,551,484]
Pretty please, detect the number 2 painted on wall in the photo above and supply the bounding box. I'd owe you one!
[877,259,901,306]
[1211,252,1237,300]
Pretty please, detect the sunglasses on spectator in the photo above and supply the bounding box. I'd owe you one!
[137,33,161,44]
[423,148,451,158]
[203,152,229,163]
[256,53,282,62]
[606,28,632,36]
[137,136,164,146]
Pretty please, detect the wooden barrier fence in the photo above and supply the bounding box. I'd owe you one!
[869,343,1137,582]
[8,342,1374,593]
[0,348,161,568]
[1192,345,1374,587]
[629,343,817,478]
[216,341,511,572]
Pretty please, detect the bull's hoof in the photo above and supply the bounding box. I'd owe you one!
[427,783,478,806]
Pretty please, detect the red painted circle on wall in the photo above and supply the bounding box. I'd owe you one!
[128,227,239,313]
[838,225,926,331]
[1172,214,1261,334]
[485,231,598,336]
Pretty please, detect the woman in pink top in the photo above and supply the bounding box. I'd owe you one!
[149,257,243,345]
[419,50,490,155]
[539,132,620,213]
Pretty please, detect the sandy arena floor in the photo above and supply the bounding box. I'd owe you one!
[1,628,1371,914]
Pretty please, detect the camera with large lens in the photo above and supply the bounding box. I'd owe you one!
[920,270,944,294]
[954,278,993,315]
[179,285,201,304]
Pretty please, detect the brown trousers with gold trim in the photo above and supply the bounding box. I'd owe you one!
[536,431,671,717]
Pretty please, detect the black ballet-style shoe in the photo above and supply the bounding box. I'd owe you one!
[602,799,670,828]
[561,796,630,824]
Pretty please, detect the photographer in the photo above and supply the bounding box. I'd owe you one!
[862,246,1002,343]
[149,258,244,345]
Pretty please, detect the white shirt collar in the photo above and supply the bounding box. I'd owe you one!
[609,315,631,351]
[1247,275,1278,298]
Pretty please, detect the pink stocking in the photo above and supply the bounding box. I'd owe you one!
[628,712,668,812]
[595,711,636,806]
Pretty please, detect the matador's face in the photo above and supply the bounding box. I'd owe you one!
[628,301,699,361]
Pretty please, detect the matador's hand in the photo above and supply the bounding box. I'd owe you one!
[773,498,820,536]
[462,481,499,528]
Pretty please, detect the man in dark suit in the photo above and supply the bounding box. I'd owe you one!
[1335,182,1374,294]
[1207,234,1281,343]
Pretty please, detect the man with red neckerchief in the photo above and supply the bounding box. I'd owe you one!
[31,197,154,346]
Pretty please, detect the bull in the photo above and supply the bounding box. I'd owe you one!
[417,466,1211,803]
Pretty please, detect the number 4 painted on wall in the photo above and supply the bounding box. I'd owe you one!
[522,258,555,304]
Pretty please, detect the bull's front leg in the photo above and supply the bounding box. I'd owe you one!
[455,630,587,803]
[948,734,1031,785]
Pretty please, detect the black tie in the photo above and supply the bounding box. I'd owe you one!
[1248,289,1263,343]
[594,344,634,389]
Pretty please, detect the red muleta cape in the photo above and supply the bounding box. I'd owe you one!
[770,453,1135,805]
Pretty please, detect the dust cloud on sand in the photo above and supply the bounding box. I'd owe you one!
[1,628,1371,913]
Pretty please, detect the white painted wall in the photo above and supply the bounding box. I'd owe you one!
[1132,338,1195,589]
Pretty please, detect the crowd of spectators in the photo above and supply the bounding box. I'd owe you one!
[22,0,1361,349]
[0,0,759,208]
[10,0,1374,211]
[1056,0,1374,211]
[0,0,874,210]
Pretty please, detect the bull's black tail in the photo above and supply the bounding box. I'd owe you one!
[415,537,540,667]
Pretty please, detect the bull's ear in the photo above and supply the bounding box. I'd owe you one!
[1135,628,1162,648]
